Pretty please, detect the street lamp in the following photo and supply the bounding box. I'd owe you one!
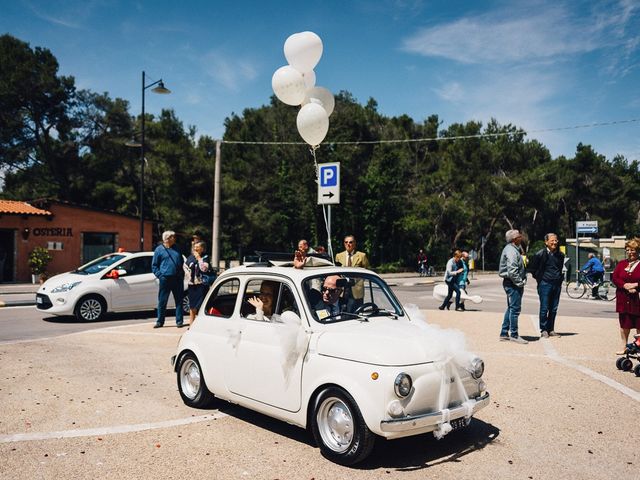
[127,71,171,251]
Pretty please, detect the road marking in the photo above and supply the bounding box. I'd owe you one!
[529,314,640,403]
[0,411,229,443]
[0,322,180,345]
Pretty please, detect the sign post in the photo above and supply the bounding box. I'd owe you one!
[575,221,598,279]
[317,163,340,256]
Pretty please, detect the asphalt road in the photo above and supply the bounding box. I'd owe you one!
[0,275,614,343]
[0,276,636,479]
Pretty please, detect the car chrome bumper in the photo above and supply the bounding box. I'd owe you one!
[379,392,490,433]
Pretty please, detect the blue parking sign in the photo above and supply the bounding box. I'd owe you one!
[320,165,338,187]
[317,162,340,205]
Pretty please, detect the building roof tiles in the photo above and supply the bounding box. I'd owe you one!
[0,199,52,216]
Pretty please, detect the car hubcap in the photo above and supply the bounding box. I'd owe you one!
[180,358,201,399]
[80,299,102,320]
[317,396,353,453]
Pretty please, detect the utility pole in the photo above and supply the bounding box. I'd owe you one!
[211,140,221,270]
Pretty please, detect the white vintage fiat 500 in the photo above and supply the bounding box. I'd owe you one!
[172,257,489,465]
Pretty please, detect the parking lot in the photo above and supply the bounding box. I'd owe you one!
[1,302,638,479]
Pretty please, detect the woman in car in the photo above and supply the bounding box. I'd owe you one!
[247,280,278,321]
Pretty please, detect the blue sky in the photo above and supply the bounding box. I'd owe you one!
[2,0,639,160]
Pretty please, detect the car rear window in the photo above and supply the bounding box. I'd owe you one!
[204,278,240,318]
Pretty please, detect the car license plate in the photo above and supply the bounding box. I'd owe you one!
[450,417,468,431]
[36,297,42,304]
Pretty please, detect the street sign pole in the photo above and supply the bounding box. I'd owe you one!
[317,162,340,259]
[328,205,331,256]
[575,221,579,281]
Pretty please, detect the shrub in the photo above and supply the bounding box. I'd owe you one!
[28,247,52,275]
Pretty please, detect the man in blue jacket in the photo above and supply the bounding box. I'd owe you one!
[152,230,185,328]
[581,253,605,299]
[527,233,565,338]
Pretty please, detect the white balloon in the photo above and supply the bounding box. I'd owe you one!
[296,103,329,146]
[284,31,323,73]
[271,65,306,106]
[302,70,316,89]
[303,86,335,116]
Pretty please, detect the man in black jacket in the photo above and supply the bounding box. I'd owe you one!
[527,233,564,338]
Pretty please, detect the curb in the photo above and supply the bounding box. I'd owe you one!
[0,300,36,308]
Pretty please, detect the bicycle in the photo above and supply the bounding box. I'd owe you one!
[418,262,428,277]
[565,271,615,301]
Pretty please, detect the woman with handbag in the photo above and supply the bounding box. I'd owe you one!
[185,241,214,326]
[612,237,640,354]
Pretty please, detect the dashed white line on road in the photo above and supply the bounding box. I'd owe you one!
[0,411,229,443]
[529,314,640,403]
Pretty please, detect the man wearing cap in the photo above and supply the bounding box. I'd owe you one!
[498,229,528,344]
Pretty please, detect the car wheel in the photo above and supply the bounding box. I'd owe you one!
[177,352,215,408]
[621,358,633,372]
[311,387,375,466]
[74,295,106,321]
[182,293,190,314]
[616,357,625,370]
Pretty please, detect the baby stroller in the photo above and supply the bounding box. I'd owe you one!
[616,334,640,376]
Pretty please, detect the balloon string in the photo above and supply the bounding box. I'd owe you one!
[310,145,333,260]
[311,145,319,183]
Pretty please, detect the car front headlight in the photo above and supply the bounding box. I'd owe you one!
[51,281,82,293]
[470,357,485,379]
[394,373,412,397]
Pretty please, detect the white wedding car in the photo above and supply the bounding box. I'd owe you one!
[172,257,489,465]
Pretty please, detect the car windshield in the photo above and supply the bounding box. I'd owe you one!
[73,254,126,275]
[303,273,404,323]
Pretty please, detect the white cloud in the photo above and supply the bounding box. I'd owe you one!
[25,0,106,29]
[402,5,597,64]
[433,82,464,102]
[202,51,258,92]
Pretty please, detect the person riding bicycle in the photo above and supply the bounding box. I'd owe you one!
[417,249,428,275]
[581,253,605,299]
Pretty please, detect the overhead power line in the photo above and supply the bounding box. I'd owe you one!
[220,117,640,146]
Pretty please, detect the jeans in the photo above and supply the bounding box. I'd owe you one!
[537,280,562,332]
[442,280,461,309]
[501,281,523,337]
[157,275,184,326]
[586,271,604,297]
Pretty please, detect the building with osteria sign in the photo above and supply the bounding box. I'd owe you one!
[0,199,153,283]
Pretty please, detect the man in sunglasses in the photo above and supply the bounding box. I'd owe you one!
[314,275,344,320]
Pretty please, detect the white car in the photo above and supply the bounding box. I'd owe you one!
[36,251,189,321]
[172,258,490,465]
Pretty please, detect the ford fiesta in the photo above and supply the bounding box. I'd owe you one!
[36,251,188,321]
[172,257,490,465]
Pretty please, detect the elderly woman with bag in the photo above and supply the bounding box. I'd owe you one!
[185,241,215,326]
[611,237,640,354]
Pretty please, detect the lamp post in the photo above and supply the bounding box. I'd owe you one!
[128,71,171,251]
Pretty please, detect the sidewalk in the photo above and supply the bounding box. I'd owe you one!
[0,282,39,307]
